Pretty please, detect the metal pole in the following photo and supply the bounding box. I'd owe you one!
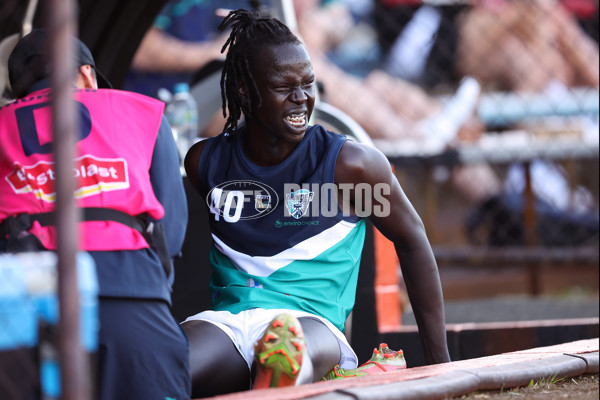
[522,161,541,296]
[49,0,91,398]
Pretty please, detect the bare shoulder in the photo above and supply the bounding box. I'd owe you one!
[184,139,210,191]
[335,139,393,185]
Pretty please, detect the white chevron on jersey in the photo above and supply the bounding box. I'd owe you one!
[211,219,358,277]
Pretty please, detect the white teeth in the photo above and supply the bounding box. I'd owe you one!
[286,113,306,127]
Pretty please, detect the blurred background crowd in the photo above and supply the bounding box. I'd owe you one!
[118,0,599,251]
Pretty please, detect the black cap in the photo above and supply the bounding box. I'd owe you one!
[8,29,112,98]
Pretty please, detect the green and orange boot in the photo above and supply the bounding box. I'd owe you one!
[322,343,406,381]
[253,314,305,389]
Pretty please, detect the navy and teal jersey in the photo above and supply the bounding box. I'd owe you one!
[195,125,366,332]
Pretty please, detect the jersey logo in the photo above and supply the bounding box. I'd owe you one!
[207,180,278,222]
[286,189,314,219]
[5,155,129,202]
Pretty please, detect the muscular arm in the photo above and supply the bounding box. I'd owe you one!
[335,140,450,365]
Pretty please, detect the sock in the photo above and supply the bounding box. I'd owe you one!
[296,354,313,385]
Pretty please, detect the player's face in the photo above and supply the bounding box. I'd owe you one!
[248,42,316,143]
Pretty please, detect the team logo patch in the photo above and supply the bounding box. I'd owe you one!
[286,189,314,219]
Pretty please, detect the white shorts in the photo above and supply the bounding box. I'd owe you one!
[183,308,358,369]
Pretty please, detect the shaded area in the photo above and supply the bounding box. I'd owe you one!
[0,0,167,89]
[403,296,600,325]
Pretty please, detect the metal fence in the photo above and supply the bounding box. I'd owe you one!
[328,0,599,251]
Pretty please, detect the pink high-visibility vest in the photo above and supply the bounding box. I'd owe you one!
[0,88,165,251]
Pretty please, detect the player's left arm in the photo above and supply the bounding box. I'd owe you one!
[335,140,450,365]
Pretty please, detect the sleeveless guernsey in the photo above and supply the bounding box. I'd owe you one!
[0,88,165,251]
[196,125,366,332]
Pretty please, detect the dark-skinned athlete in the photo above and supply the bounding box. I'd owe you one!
[182,9,450,397]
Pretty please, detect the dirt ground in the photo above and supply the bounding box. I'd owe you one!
[453,373,599,399]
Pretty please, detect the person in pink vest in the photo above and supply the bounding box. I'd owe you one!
[0,30,190,400]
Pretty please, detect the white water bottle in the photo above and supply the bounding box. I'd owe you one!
[165,82,198,162]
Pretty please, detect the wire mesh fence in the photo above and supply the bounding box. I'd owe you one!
[320,0,599,250]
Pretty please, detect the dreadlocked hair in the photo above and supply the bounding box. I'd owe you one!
[218,8,301,135]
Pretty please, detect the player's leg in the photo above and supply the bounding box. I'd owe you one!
[182,319,250,397]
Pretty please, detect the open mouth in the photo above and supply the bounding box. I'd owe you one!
[286,113,306,128]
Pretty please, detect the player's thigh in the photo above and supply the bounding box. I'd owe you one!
[182,319,251,396]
